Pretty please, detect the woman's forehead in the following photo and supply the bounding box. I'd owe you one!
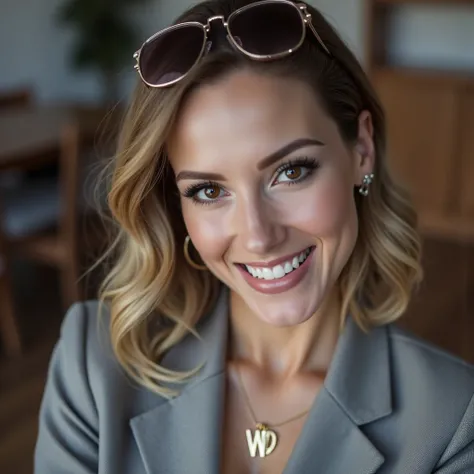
[167,70,335,165]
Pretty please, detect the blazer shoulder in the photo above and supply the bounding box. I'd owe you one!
[61,299,110,348]
[61,300,109,330]
[384,325,474,472]
[60,300,120,383]
[388,323,474,390]
[61,299,109,335]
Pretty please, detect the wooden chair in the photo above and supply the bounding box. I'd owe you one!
[0,87,34,355]
[0,123,87,355]
[9,123,84,305]
[10,124,83,305]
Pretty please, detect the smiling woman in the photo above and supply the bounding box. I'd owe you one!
[168,71,371,329]
[34,1,474,474]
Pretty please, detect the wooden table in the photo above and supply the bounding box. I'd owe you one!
[0,104,119,172]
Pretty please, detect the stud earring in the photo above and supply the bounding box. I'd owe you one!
[359,173,374,197]
[184,235,207,271]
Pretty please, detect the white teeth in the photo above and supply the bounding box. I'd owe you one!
[262,268,274,280]
[244,247,312,280]
[272,265,285,279]
[284,262,293,274]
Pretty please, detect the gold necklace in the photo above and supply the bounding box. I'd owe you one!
[235,367,311,459]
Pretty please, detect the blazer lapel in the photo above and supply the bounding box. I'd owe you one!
[283,318,392,474]
[282,389,385,474]
[130,288,229,474]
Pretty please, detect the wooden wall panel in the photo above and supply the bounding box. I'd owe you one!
[458,89,474,217]
[367,0,474,240]
[374,71,459,215]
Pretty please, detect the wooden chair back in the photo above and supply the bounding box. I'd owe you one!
[58,122,82,305]
[6,122,84,313]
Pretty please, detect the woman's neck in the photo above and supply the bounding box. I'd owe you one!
[228,288,342,379]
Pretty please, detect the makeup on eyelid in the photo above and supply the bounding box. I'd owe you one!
[181,156,321,205]
[173,137,326,183]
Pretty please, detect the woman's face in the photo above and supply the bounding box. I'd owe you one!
[168,69,374,327]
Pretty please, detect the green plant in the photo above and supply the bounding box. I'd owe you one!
[57,0,148,101]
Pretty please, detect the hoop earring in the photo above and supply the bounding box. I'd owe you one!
[359,173,374,197]
[184,235,207,271]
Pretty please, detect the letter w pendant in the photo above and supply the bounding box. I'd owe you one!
[245,424,278,458]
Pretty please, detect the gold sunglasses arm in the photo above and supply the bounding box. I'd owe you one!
[297,3,331,57]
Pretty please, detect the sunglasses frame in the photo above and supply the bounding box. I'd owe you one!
[133,0,331,88]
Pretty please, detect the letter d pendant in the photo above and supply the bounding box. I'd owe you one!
[245,423,278,458]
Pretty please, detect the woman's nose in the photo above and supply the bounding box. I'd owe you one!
[235,197,286,255]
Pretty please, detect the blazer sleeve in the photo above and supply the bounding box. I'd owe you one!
[34,303,99,474]
[432,393,474,473]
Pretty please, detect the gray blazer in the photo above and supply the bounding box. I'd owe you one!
[35,289,474,473]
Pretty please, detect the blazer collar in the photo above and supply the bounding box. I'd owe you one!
[325,316,392,425]
[282,317,391,474]
[130,288,392,474]
[130,288,229,474]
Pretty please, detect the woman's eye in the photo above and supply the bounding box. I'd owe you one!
[274,166,307,184]
[196,185,223,201]
[182,181,228,205]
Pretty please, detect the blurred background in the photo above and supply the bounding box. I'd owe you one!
[0,0,473,472]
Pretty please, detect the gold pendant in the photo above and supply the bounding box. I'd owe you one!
[245,423,278,458]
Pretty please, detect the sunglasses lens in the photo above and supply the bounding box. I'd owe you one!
[228,2,304,56]
[139,24,205,86]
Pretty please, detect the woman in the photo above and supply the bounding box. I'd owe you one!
[35,1,474,473]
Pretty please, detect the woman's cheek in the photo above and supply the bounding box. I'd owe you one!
[182,204,230,261]
[282,175,355,237]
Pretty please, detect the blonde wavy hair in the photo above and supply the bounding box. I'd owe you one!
[99,0,422,398]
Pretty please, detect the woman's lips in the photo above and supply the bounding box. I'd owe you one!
[236,247,315,295]
[239,246,312,268]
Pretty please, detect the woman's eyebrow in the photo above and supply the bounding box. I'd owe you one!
[175,170,226,182]
[257,138,325,170]
[175,138,325,182]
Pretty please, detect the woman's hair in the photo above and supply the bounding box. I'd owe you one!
[99,0,422,397]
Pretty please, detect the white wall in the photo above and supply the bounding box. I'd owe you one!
[0,0,100,102]
[0,0,473,103]
[0,0,161,102]
[310,0,365,61]
[389,4,474,70]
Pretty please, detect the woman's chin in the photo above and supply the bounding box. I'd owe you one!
[250,299,321,327]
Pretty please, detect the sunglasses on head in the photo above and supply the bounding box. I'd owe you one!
[133,0,331,88]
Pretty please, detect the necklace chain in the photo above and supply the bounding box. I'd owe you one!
[235,366,311,429]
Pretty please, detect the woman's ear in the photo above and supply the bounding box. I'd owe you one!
[353,110,375,185]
